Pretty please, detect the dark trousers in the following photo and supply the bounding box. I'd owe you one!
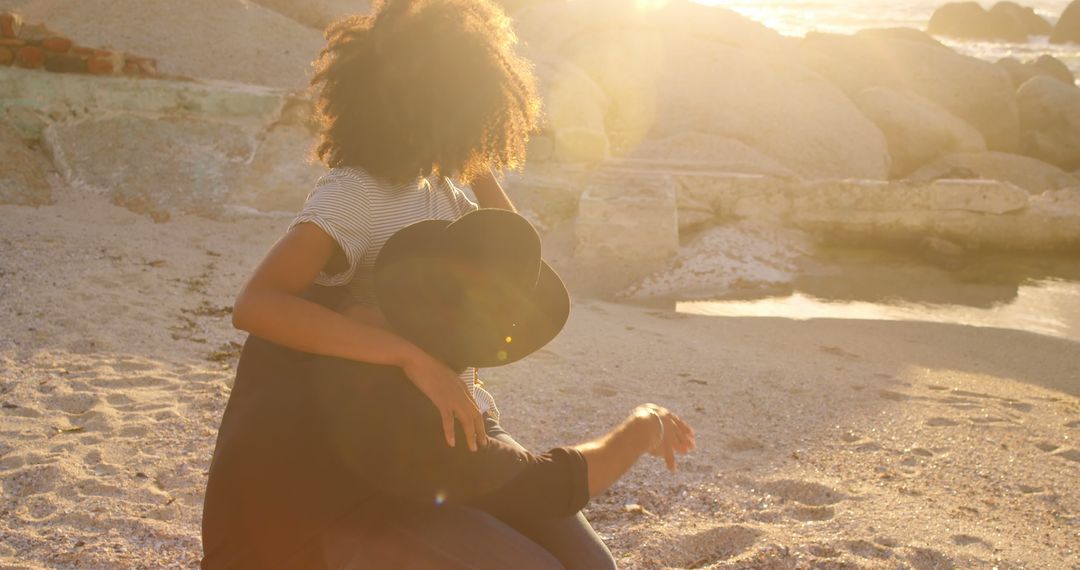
[203,337,602,568]
[319,416,617,570]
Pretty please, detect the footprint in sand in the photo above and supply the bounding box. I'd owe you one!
[1000,400,1033,413]
[723,437,764,453]
[1033,441,1080,463]
[1052,448,1080,463]
[43,392,102,415]
[841,539,893,560]
[757,479,847,507]
[590,383,618,398]
[906,547,956,570]
[952,534,993,548]
[820,345,859,360]
[661,525,762,568]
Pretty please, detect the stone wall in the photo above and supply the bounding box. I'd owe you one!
[0,12,158,78]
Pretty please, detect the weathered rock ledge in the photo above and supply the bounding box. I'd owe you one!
[573,163,1080,294]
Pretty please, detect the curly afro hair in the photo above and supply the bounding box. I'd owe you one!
[310,0,541,184]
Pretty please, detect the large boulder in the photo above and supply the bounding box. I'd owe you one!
[649,40,890,179]
[854,86,986,177]
[12,0,324,89]
[575,168,679,292]
[519,2,890,179]
[928,2,1028,42]
[855,27,950,48]
[997,55,1075,87]
[516,0,791,55]
[0,123,52,206]
[531,57,611,163]
[627,132,797,178]
[1051,0,1080,43]
[908,151,1080,193]
[250,0,371,29]
[46,115,258,220]
[1016,75,1080,170]
[800,32,1020,152]
[230,125,326,212]
[989,2,1052,36]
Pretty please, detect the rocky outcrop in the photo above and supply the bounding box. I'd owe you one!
[992,2,1053,35]
[855,27,949,48]
[997,55,1075,87]
[671,173,1080,251]
[909,151,1080,193]
[530,57,611,164]
[1016,75,1080,170]
[1051,0,1080,43]
[230,124,326,213]
[854,87,986,177]
[46,115,259,221]
[0,122,52,206]
[0,11,159,78]
[8,0,324,89]
[518,2,890,179]
[928,2,1050,42]
[250,0,371,29]
[576,168,679,290]
[929,2,1023,42]
[626,133,797,178]
[801,32,1020,152]
[0,68,284,137]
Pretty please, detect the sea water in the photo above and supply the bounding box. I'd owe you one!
[702,0,1080,76]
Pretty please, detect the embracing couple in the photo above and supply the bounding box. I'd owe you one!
[200,0,695,568]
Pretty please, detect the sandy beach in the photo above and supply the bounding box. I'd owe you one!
[3,0,1080,567]
[1,183,1077,568]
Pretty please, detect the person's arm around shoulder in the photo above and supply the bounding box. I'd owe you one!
[231,223,488,452]
[469,169,516,212]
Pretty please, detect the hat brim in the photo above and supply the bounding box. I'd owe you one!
[374,212,570,369]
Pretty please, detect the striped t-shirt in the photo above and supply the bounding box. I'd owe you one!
[290,166,497,418]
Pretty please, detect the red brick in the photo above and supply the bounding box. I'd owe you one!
[87,56,114,75]
[126,55,157,75]
[0,46,13,66]
[0,12,21,39]
[14,45,43,69]
[122,61,140,75]
[17,22,49,43]
[72,46,95,56]
[41,36,72,53]
[44,52,86,73]
[0,37,23,47]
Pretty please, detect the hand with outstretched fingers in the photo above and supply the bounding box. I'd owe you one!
[636,403,696,472]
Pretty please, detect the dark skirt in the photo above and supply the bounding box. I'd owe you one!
[201,290,588,569]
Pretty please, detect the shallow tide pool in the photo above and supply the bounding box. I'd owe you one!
[677,250,1080,343]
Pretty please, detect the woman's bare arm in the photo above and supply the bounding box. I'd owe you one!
[232,223,414,366]
[232,223,488,451]
[574,404,696,497]
[471,170,516,211]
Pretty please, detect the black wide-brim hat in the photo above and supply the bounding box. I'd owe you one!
[374,209,570,370]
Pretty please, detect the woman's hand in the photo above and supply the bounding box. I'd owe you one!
[400,349,488,452]
[635,403,696,472]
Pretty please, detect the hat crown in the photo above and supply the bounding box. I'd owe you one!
[374,209,568,369]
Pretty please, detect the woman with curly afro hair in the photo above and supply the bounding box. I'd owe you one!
[201,0,694,567]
